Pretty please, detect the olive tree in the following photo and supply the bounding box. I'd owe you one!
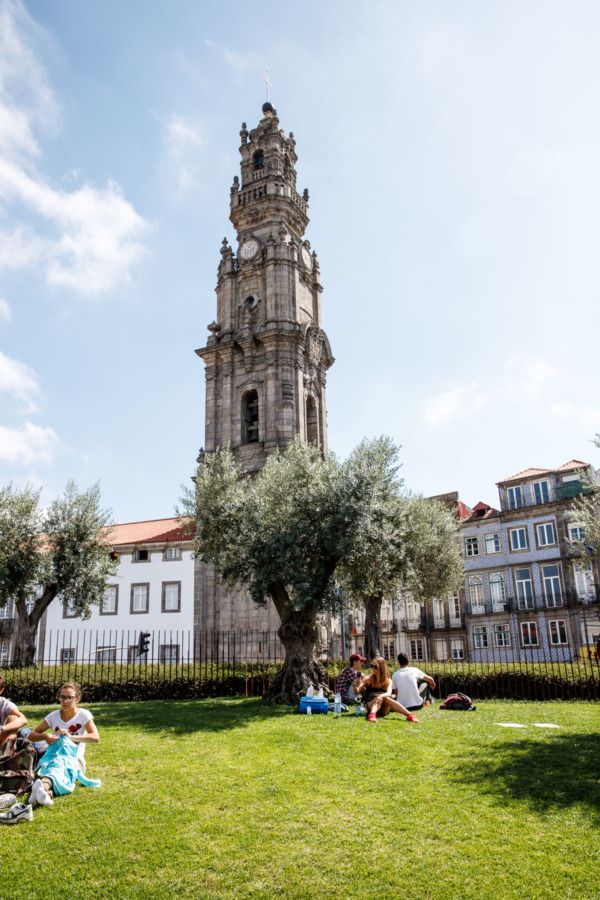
[0,481,116,666]
[336,438,464,659]
[567,435,600,579]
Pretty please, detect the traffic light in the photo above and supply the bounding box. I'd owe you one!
[138,631,150,655]
[109,551,118,562]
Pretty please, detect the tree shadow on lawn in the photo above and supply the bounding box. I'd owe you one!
[90,697,297,736]
[453,732,600,822]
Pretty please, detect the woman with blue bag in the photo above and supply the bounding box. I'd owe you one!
[27,681,100,807]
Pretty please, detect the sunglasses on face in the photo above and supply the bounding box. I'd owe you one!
[59,695,76,700]
[370,664,378,669]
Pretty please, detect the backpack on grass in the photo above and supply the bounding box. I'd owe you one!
[439,692,476,711]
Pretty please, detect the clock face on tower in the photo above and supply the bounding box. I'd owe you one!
[240,239,259,260]
[301,246,312,270]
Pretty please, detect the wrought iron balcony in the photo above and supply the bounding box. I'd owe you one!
[555,483,592,501]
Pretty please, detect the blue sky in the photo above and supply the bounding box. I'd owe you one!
[1,0,600,523]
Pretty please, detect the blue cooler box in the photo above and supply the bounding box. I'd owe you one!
[299,696,329,714]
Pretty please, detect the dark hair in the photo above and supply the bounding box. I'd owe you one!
[397,652,409,667]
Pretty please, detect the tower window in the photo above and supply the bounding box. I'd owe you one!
[253,150,264,170]
[243,390,259,443]
[306,396,318,445]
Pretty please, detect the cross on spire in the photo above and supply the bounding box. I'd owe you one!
[263,68,272,102]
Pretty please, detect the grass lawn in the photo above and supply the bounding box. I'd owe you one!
[5,699,600,900]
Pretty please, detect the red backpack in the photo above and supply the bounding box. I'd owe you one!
[439,692,476,711]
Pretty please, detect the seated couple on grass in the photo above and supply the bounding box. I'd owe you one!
[0,680,100,825]
[354,654,436,723]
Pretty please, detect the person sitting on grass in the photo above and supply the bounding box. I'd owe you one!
[336,653,366,703]
[391,652,436,713]
[355,657,418,723]
[0,674,28,750]
[25,681,99,807]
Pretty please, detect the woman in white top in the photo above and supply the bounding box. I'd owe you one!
[26,681,99,807]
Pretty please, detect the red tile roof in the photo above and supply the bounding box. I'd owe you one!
[106,517,194,547]
[461,501,500,522]
[456,501,473,521]
[499,460,589,484]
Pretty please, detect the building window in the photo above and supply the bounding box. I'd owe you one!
[134,549,149,562]
[574,563,594,599]
[485,532,501,554]
[410,639,424,661]
[63,599,77,619]
[131,584,149,614]
[515,568,534,609]
[61,648,76,663]
[533,481,550,505]
[160,644,180,664]
[521,622,539,647]
[306,396,319,445]
[242,390,259,443]
[494,624,511,648]
[468,575,484,611]
[536,522,556,547]
[507,486,523,509]
[448,593,461,625]
[0,641,8,666]
[489,572,506,608]
[509,527,528,551]
[464,537,479,558]
[101,585,118,615]
[542,564,562,607]
[96,647,117,663]
[162,582,181,613]
[165,547,180,560]
[0,600,13,620]
[569,524,585,542]
[473,625,488,649]
[549,619,568,645]
[253,149,264,170]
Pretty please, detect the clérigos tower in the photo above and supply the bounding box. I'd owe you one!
[195,101,334,631]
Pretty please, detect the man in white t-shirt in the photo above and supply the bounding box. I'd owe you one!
[391,652,436,712]
[0,674,27,750]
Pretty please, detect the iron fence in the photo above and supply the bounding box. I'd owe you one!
[1,626,599,703]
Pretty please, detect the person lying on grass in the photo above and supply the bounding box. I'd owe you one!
[0,674,28,750]
[355,657,418,723]
[26,681,99,807]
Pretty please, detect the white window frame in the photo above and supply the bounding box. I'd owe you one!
[533,480,550,505]
[569,523,585,543]
[536,522,556,547]
[131,583,149,614]
[162,582,181,613]
[0,641,8,665]
[464,536,480,558]
[468,575,484,613]
[96,647,117,663]
[0,600,13,620]
[134,549,150,563]
[473,625,489,649]
[101,585,118,616]
[515,568,534,609]
[485,532,501,554]
[61,648,76,663]
[489,572,506,610]
[160,644,180,664]
[509,527,528,551]
[507,485,523,509]
[165,547,181,560]
[574,563,594,599]
[549,619,568,645]
[520,621,539,647]
[410,639,424,661]
[494,624,511,648]
[542,564,562,607]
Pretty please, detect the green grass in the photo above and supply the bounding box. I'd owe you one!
[5,699,600,899]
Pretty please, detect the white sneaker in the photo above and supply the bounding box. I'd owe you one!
[0,793,17,811]
[0,802,33,825]
[29,779,41,805]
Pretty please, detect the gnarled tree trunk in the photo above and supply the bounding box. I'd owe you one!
[363,592,383,661]
[12,586,56,667]
[263,583,331,705]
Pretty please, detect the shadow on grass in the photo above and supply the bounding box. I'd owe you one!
[454,732,600,822]
[88,697,297,735]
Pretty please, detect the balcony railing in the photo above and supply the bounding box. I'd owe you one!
[555,483,592,501]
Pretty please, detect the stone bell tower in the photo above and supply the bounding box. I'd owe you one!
[194,102,334,634]
[196,101,334,474]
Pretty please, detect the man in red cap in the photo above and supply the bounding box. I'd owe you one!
[336,653,367,704]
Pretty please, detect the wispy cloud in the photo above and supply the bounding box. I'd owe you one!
[0,421,60,465]
[424,382,487,425]
[0,0,149,297]
[163,113,206,192]
[502,359,558,400]
[0,349,39,410]
[550,402,600,431]
[0,297,10,322]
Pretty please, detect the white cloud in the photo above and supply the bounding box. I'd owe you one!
[550,402,600,431]
[0,296,10,321]
[0,421,59,465]
[0,0,149,296]
[0,349,39,408]
[163,113,206,192]
[502,359,559,400]
[424,382,487,425]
